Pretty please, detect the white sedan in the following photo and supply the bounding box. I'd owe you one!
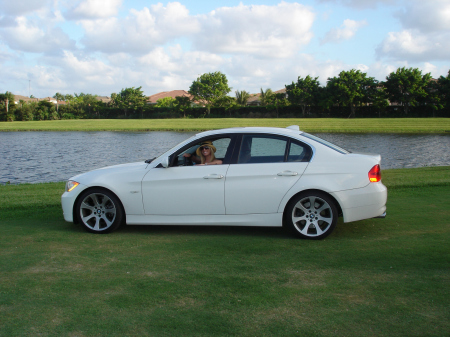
[61,126,387,239]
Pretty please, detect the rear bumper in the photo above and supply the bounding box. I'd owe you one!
[374,211,386,219]
[331,182,387,223]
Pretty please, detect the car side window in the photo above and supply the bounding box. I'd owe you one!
[238,135,287,164]
[173,137,232,166]
[211,138,231,159]
[287,141,312,162]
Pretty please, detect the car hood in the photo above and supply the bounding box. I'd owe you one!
[69,161,149,185]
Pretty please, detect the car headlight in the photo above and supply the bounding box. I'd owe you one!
[66,180,80,192]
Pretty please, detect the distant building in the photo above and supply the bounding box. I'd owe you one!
[13,95,39,104]
[95,96,112,104]
[246,88,286,106]
[147,90,192,104]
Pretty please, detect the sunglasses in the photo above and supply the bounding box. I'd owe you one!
[200,146,211,151]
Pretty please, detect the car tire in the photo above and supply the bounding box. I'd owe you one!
[75,188,124,234]
[284,191,338,240]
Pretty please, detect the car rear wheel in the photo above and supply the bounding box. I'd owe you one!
[285,191,338,240]
[76,189,123,234]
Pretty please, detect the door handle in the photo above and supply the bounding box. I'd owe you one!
[277,171,298,176]
[203,174,224,179]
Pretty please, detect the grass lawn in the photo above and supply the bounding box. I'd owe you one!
[0,118,450,133]
[0,167,449,336]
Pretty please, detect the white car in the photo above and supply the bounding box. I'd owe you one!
[61,126,387,239]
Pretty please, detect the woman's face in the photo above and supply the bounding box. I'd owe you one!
[201,146,211,157]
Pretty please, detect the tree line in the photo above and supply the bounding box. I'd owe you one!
[1,67,449,121]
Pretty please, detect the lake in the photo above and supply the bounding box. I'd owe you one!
[1,131,449,184]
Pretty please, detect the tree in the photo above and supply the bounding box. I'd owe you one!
[383,67,431,114]
[327,69,378,118]
[259,88,273,106]
[111,86,146,117]
[285,75,320,117]
[437,70,450,110]
[53,92,65,101]
[235,90,250,106]
[423,79,444,117]
[174,96,192,117]
[188,71,231,114]
[214,95,236,108]
[34,100,54,120]
[156,97,176,108]
[15,102,35,121]
[371,86,390,117]
[73,93,100,118]
[266,92,288,118]
[0,91,15,121]
[64,94,74,101]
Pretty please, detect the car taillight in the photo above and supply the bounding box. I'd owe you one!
[368,164,381,183]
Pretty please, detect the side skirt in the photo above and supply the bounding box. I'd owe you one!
[126,213,283,227]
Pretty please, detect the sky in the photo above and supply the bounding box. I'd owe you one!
[0,0,449,98]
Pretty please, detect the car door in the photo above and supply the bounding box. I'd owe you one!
[141,137,233,215]
[225,134,311,215]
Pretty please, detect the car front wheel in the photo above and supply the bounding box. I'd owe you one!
[76,188,123,234]
[285,191,338,240]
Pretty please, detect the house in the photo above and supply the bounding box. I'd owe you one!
[247,93,262,106]
[246,88,286,106]
[147,90,192,104]
[42,97,58,104]
[13,95,39,104]
[95,96,112,104]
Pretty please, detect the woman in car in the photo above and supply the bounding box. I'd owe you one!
[184,141,222,165]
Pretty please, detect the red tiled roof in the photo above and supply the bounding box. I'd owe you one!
[147,90,192,104]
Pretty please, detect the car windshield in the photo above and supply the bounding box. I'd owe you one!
[301,133,350,154]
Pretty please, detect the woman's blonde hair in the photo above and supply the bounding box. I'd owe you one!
[199,149,216,164]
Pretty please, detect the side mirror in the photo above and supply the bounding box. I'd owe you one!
[161,156,169,168]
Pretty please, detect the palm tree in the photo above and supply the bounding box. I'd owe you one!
[235,90,250,106]
[260,88,273,106]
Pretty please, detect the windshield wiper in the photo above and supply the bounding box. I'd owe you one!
[145,157,156,164]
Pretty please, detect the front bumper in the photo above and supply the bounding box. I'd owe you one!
[61,183,88,222]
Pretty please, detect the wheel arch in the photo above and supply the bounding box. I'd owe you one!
[72,186,126,225]
[282,189,343,223]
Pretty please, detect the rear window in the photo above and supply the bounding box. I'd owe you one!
[301,133,349,154]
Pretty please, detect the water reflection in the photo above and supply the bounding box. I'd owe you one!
[316,133,450,169]
[0,131,449,184]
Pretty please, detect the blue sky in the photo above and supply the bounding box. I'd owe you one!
[0,0,449,98]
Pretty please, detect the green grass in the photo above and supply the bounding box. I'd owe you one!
[1,118,450,133]
[0,167,449,336]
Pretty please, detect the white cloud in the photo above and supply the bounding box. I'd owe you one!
[317,0,398,9]
[321,19,367,44]
[223,53,349,90]
[139,46,224,73]
[0,16,76,54]
[394,0,450,33]
[65,0,123,20]
[376,29,450,62]
[368,61,449,82]
[3,0,449,99]
[0,0,54,16]
[79,3,199,54]
[138,45,227,91]
[377,0,450,62]
[193,2,315,58]
[77,2,315,58]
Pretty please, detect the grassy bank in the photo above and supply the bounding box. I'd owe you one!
[1,167,449,336]
[1,118,450,133]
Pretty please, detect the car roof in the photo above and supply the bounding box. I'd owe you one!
[195,125,304,138]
